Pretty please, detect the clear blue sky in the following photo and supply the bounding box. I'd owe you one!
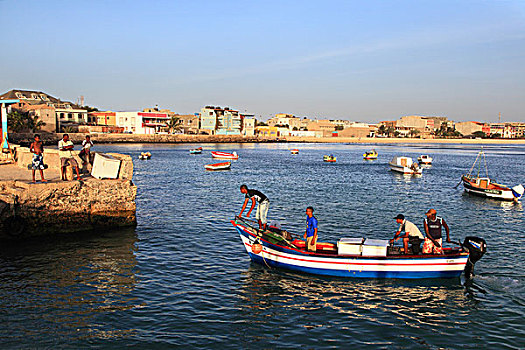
[1,0,524,122]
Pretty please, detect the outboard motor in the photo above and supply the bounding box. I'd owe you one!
[463,236,487,278]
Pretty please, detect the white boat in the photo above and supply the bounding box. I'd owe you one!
[389,156,422,175]
[418,155,433,164]
[211,151,238,160]
[204,162,231,171]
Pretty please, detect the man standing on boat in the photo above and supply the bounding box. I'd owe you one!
[423,209,451,254]
[304,206,318,252]
[391,214,424,254]
[239,185,270,232]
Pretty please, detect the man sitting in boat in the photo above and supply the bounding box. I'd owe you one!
[423,209,451,254]
[304,206,318,252]
[239,185,270,232]
[390,214,424,254]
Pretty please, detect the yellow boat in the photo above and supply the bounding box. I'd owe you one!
[363,149,378,160]
[323,155,336,162]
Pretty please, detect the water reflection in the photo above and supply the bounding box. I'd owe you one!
[0,229,139,343]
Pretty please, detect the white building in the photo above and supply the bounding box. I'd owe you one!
[116,111,170,134]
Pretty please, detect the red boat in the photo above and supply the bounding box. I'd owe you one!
[204,162,231,171]
[211,151,239,160]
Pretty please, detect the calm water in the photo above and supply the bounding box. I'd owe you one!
[1,143,524,349]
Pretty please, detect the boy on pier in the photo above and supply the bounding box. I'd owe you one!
[29,134,47,183]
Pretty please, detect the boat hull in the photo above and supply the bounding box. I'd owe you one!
[211,151,238,160]
[205,162,231,171]
[462,178,515,201]
[389,163,422,175]
[234,222,468,279]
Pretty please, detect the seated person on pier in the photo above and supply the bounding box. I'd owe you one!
[79,135,94,165]
[390,214,424,254]
[304,206,318,252]
[58,134,81,181]
[423,209,451,254]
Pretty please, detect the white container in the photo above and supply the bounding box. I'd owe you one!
[337,238,364,256]
[361,239,389,257]
[91,153,121,179]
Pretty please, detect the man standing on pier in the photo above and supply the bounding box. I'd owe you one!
[58,134,81,181]
[29,134,47,183]
[239,185,270,232]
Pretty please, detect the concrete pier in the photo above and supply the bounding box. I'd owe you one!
[0,146,136,239]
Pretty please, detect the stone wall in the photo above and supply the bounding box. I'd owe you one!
[0,178,137,239]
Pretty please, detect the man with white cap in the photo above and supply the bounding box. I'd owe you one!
[423,209,451,254]
[391,214,424,254]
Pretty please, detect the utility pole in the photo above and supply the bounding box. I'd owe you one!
[499,112,501,123]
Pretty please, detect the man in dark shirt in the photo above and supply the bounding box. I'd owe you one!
[239,184,270,232]
[423,208,451,254]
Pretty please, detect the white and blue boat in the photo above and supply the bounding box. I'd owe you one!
[232,217,486,279]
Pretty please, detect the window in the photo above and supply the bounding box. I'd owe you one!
[209,112,213,115]
[15,92,24,99]
[31,94,39,100]
[60,113,65,119]
[40,94,49,101]
[68,113,73,119]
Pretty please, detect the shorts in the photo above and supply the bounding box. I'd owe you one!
[423,237,443,254]
[307,235,317,252]
[32,154,46,170]
[256,200,270,224]
[60,157,79,168]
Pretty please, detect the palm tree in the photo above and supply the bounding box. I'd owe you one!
[167,116,181,133]
[7,111,46,132]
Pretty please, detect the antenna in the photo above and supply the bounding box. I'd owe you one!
[499,112,501,123]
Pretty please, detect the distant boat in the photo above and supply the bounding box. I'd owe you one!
[389,156,422,175]
[323,155,337,162]
[363,149,378,160]
[204,162,231,171]
[418,155,433,164]
[290,149,299,155]
[138,152,151,160]
[189,147,203,154]
[461,149,524,201]
[211,151,239,160]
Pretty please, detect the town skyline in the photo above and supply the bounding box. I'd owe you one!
[1,1,524,122]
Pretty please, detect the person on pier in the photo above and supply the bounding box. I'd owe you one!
[58,134,81,181]
[239,185,270,232]
[29,134,47,183]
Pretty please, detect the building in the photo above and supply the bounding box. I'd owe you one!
[199,106,243,135]
[0,89,89,132]
[116,111,169,134]
[454,121,490,137]
[177,114,201,134]
[337,124,376,138]
[306,119,336,137]
[89,111,117,126]
[268,114,302,130]
[242,114,255,136]
[255,126,290,138]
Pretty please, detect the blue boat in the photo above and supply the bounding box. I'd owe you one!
[232,217,486,279]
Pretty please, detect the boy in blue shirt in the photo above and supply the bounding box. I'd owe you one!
[304,206,318,252]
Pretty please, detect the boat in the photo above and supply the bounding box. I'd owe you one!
[389,156,422,175]
[211,151,239,160]
[323,155,337,162]
[418,155,433,164]
[232,217,486,279]
[290,149,299,155]
[204,162,231,171]
[138,152,151,160]
[460,149,524,201]
[189,147,203,154]
[363,149,378,159]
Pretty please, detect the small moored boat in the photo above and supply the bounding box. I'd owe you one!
[211,151,239,160]
[323,155,337,162]
[363,149,378,160]
[189,147,203,154]
[460,149,524,201]
[418,155,433,164]
[138,152,151,160]
[204,162,231,171]
[232,217,486,279]
[389,156,422,175]
[290,149,299,155]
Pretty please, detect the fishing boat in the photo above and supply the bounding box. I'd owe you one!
[389,156,422,175]
[204,162,231,171]
[418,155,433,164]
[363,149,378,160]
[232,217,486,279]
[189,147,203,154]
[290,149,299,155]
[138,152,151,160]
[323,155,337,162]
[211,151,239,160]
[460,149,524,201]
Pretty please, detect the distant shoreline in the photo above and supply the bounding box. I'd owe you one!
[9,133,525,146]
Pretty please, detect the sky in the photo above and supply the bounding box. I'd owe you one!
[1,0,524,122]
